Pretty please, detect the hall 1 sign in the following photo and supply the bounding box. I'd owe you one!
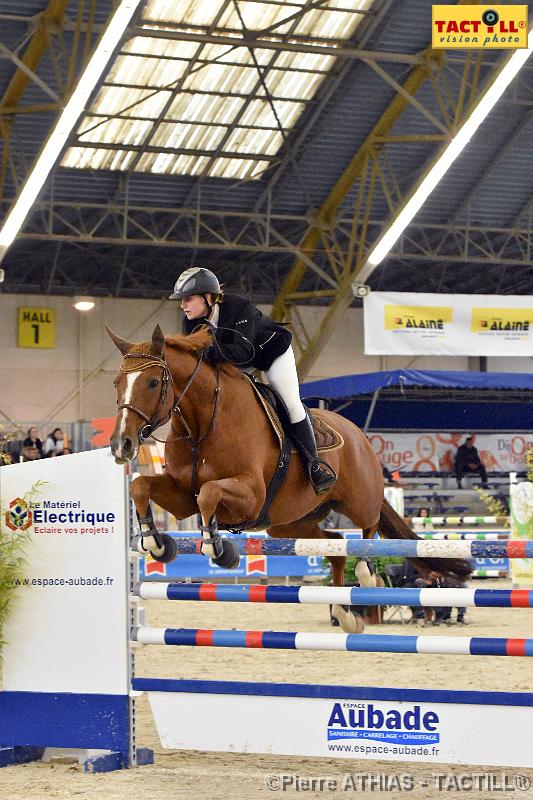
[18,307,56,349]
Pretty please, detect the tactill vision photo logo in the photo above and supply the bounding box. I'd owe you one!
[432,4,528,49]
[5,497,33,532]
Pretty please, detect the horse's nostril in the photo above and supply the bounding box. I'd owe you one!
[123,437,133,454]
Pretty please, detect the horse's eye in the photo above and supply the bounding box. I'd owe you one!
[148,378,159,389]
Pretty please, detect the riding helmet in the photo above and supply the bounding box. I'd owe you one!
[169,267,221,300]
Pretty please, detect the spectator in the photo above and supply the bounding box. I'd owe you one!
[58,447,73,456]
[43,428,65,457]
[412,506,432,532]
[393,559,437,625]
[433,577,468,626]
[22,427,43,459]
[454,436,489,489]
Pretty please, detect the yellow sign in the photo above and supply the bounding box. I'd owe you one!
[432,5,528,49]
[471,307,533,333]
[18,307,56,349]
[384,305,453,331]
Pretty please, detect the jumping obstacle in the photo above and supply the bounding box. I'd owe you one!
[151,535,532,559]
[132,627,533,657]
[420,532,509,540]
[135,582,533,608]
[2,450,533,771]
[410,516,508,526]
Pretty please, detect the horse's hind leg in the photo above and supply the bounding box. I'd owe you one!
[130,474,197,563]
[267,522,364,634]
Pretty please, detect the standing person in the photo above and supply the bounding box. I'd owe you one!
[169,267,336,495]
[43,427,65,457]
[22,427,44,459]
[454,436,488,489]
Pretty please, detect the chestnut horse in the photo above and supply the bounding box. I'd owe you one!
[108,324,470,633]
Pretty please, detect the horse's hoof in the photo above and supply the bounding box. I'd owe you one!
[150,533,177,564]
[355,560,376,588]
[212,539,240,570]
[332,604,365,634]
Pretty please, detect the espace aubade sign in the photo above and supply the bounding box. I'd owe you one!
[432,5,528,49]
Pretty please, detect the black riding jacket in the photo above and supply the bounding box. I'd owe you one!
[182,294,292,371]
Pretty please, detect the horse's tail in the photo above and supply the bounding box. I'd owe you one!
[378,499,472,582]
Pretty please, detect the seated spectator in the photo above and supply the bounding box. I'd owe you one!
[22,427,43,459]
[433,577,468,626]
[412,506,432,532]
[44,428,65,457]
[392,559,438,625]
[454,436,488,489]
[21,445,41,462]
[58,447,73,456]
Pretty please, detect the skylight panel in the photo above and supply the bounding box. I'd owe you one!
[62,0,376,179]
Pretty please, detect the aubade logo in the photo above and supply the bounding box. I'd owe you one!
[327,702,440,745]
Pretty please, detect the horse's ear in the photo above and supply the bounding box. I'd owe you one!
[105,326,132,355]
[151,324,165,356]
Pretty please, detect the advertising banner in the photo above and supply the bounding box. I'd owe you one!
[510,482,533,586]
[0,449,129,694]
[146,684,533,767]
[364,292,533,356]
[368,431,532,474]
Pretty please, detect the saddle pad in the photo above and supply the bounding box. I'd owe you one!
[245,375,343,453]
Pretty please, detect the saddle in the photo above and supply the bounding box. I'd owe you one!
[243,374,344,452]
[222,375,342,532]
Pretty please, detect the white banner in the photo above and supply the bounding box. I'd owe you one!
[368,431,533,474]
[1,449,129,694]
[364,292,533,355]
[147,689,533,767]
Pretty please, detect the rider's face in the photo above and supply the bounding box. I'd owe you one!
[181,294,209,320]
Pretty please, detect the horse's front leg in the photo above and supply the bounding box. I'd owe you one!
[196,475,260,570]
[130,473,197,563]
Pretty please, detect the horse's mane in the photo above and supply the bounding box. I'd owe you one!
[165,327,212,353]
[165,328,243,379]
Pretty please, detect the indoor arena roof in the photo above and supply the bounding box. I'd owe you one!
[1,0,533,304]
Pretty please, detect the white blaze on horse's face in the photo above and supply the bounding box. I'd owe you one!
[120,372,141,457]
[112,370,143,463]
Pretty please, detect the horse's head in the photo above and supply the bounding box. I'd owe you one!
[107,324,173,463]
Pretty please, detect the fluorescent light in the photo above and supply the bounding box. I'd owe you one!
[73,296,95,311]
[358,28,533,281]
[0,0,143,264]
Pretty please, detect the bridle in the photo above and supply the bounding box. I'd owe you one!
[118,349,221,494]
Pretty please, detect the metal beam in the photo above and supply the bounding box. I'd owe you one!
[0,0,70,113]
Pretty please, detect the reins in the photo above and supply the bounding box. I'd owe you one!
[118,349,221,496]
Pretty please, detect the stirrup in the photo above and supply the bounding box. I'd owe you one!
[308,459,337,496]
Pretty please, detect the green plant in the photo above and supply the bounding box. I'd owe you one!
[322,555,404,585]
[0,481,46,660]
[526,448,533,484]
[475,488,510,527]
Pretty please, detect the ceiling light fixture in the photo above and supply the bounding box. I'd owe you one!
[0,0,143,264]
[73,297,95,312]
[357,28,533,282]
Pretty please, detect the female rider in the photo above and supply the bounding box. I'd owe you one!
[169,267,336,495]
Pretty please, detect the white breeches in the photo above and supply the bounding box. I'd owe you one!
[264,346,306,424]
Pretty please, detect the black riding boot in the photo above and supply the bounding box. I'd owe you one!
[290,414,337,495]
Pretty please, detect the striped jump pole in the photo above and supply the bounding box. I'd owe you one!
[134,583,533,608]
[156,536,533,559]
[132,627,533,657]
[410,516,509,526]
[420,532,509,540]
